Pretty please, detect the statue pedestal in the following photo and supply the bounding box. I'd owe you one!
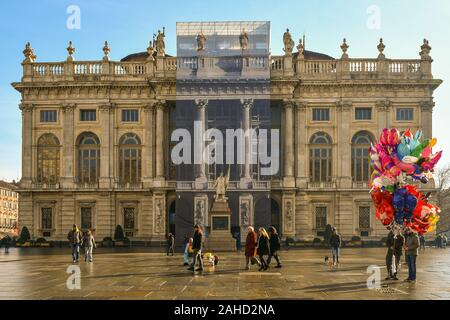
[204,198,236,252]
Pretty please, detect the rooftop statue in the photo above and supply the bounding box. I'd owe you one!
[283,28,294,56]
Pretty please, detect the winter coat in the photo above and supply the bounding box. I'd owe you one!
[405,232,419,256]
[192,231,202,250]
[245,231,258,257]
[82,234,96,248]
[269,233,281,253]
[386,232,404,256]
[67,229,82,244]
[257,235,270,256]
[329,233,341,248]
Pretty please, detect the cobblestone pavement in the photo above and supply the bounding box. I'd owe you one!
[0,247,449,300]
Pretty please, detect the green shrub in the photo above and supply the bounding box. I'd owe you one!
[313,237,322,244]
[103,237,113,242]
[17,226,31,243]
[35,237,47,243]
[114,225,125,240]
[351,236,362,242]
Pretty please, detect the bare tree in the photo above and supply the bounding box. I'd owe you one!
[435,163,450,192]
[435,163,450,233]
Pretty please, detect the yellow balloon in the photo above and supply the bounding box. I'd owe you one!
[429,138,437,148]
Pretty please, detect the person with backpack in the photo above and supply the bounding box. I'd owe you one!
[329,227,342,267]
[267,226,282,268]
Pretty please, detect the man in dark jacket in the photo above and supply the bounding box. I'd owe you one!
[67,224,82,263]
[329,227,341,267]
[385,230,404,280]
[166,233,175,256]
[188,224,204,272]
[404,227,419,282]
[267,226,282,268]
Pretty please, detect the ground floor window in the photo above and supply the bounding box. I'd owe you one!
[80,207,93,230]
[315,206,327,236]
[41,207,52,237]
[358,206,371,237]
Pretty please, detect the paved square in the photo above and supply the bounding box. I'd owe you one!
[1,247,449,300]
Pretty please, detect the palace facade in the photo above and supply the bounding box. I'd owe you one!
[12,22,442,244]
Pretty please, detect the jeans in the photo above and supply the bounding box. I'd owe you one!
[406,254,417,280]
[191,249,203,270]
[331,247,340,264]
[183,251,192,264]
[71,244,80,261]
[85,246,93,262]
[267,251,282,266]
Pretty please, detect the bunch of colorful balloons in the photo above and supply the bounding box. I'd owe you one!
[369,128,442,234]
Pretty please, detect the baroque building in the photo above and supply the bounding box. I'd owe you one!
[0,181,19,236]
[12,22,441,244]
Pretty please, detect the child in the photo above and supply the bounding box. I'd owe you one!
[183,238,193,266]
[82,230,96,262]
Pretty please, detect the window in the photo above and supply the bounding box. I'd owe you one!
[40,110,57,122]
[77,133,100,184]
[315,206,327,236]
[396,108,414,121]
[352,132,373,182]
[359,206,371,236]
[80,109,97,121]
[122,109,139,122]
[37,134,60,184]
[355,108,372,120]
[41,207,52,230]
[80,207,92,230]
[119,133,142,184]
[312,108,330,121]
[309,132,332,182]
[123,207,135,233]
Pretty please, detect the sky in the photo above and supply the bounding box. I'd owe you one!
[0,0,449,181]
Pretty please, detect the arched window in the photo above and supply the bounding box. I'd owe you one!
[352,131,373,182]
[119,133,142,184]
[309,132,332,182]
[77,132,100,184]
[37,134,60,183]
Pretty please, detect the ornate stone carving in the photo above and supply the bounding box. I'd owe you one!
[340,38,349,59]
[195,98,208,110]
[336,100,352,112]
[153,197,165,234]
[196,32,207,52]
[420,100,435,113]
[283,198,294,233]
[194,197,207,227]
[155,28,166,57]
[19,103,33,113]
[240,201,249,228]
[144,102,154,113]
[99,103,115,113]
[420,39,432,60]
[377,38,385,59]
[296,39,304,58]
[146,41,155,62]
[240,29,249,51]
[240,98,253,110]
[375,100,391,112]
[214,171,229,201]
[67,41,75,61]
[22,42,36,63]
[283,99,296,110]
[62,104,76,113]
[283,28,294,56]
[102,41,110,61]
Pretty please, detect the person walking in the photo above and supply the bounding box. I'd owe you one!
[167,233,175,256]
[188,224,204,272]
[329,227,341,267]
[257,227,270,271]
[385,229,404,280]
[2,236,11,253]
[267,226,282,268]
[67,224,82,263]
[244,226,261,270]
[404,227,420,283]
[82,230,96,262]
[443,234,448,249]
[183,237,193,266]
[419,234,426,251]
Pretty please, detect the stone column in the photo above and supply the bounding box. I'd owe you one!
[61,104,75,188]
[240,99,253,188]
[99,103,113,188]
[195,99,208,187]
[283,100,295,187]
[155,101,166,181]
[20,104,33,187]
[420,101,434,140]
[336,100,352,189]
[376,100,390,135]
[142,103,154,188]
[295,102,308,188]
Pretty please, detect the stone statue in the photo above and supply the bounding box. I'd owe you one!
[283,28,294,56]
[239,29,249,51]
[241,202,249,227]
[214,171,229,201]
[195,200,204,224]
[155,27,166,56]
[196,32,207,52]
